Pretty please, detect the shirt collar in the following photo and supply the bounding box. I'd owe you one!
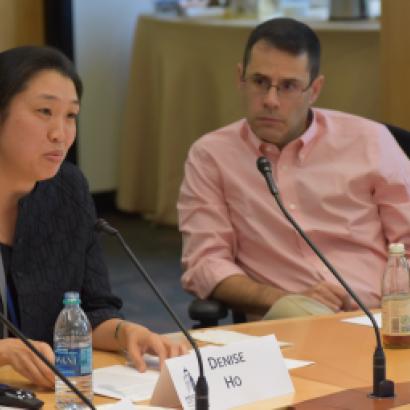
[240,119,262,154]
[299,109,318,148]
[242,109,320,161]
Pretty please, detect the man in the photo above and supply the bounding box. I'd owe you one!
[177,18,410,319]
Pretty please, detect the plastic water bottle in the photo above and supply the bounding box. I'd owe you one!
[54,291,93,409]
[381,243,410,349]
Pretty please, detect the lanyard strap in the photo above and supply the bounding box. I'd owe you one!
[7,286,18,330]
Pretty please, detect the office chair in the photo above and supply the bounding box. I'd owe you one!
[189,297,246,329]
[188,123,410,329]
[385,123,410,157]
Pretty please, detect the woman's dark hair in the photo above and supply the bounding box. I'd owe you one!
[242,18,321,82]
[0,45,83,120]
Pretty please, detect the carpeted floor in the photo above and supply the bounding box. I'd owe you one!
[98,211,196,333]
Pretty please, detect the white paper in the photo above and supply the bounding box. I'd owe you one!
[96,398,135,409]
[97,399,172,409]
[191,329,292,348]
[129,354,160,370]
[284,358,314,370]
[0,407,22,410]
[93,365,159,402]
[342,312,381,328]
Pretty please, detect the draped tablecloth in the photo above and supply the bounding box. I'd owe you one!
[117,14,380,224]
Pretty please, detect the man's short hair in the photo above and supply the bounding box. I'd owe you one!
[242,18,321,82]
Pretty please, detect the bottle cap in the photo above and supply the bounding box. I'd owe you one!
[388,243,405,254]
[63,291,80,305]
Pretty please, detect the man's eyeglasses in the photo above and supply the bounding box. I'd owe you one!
[242,74,313,100]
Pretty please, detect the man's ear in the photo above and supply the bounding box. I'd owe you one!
[308,74,325,105]
[236,63,245,90]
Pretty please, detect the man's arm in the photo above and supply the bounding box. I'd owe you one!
[178,143,247,299]
[374,126,410,254]
[211,275,285,316]
[211,275,353,316]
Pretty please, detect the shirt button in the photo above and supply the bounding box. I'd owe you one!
[289,203,296,210]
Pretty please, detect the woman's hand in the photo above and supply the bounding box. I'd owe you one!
[116,321,188,372]
[0,338,55,388]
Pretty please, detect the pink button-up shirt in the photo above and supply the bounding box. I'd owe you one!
[177,109,410,308]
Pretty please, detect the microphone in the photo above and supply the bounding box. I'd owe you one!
[0,311,95,409]
[256,156,395,399]
[54,168,208,408]
[95,219,209,410]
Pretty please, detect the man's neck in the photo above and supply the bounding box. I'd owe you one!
[305,108,313,129]
[269,108,314,150]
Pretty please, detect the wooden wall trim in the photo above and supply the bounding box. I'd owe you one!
[0,0,44,51]
[381,0,410,129]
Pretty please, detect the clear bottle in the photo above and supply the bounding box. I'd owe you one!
[54,291,93,409]
[381,243,410,349]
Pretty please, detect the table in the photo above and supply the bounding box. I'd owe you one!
[0,349,123,409]
[3,311,410,409]
[117,14,381,224]
[229,312,410,409]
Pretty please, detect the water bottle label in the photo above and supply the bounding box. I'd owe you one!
[55,346,92,377]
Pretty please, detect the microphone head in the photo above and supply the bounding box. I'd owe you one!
[256,156,272,175]
[94,218,118,236]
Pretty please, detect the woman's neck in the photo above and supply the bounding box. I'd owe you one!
[0,173,35,246]
[0,168,35,205]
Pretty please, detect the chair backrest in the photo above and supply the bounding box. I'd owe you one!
[385,123,410,158]
[188,298,246,328]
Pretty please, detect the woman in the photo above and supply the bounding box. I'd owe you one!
[0,45,186,388]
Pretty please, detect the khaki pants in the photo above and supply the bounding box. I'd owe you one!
[263,295,334,320]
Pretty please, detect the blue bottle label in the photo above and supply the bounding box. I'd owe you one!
[55,346,92,377]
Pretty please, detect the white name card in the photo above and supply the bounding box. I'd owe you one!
[150,334,294,410]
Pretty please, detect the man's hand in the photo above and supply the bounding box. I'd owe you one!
[301,281,358,312]
[116,322,188,372]
[0,338,55,388]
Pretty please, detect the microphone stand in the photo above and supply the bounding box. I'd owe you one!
[0,312,95,409]
[95,219,209,410]
[256,156,394,399]
[55,179,208,407]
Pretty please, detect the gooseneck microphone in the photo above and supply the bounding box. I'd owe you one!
[0,312,95,409]
[95,219,209,410]
[55,172,208,408]
[256,156,394,399]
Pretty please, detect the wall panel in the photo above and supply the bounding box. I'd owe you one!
[381,0,410,128]
[0,0,44,51]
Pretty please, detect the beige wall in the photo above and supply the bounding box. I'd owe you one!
[73,0,154,192]
[0,0,44,51]
[316,29,380,121]
[381,0,410,129]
